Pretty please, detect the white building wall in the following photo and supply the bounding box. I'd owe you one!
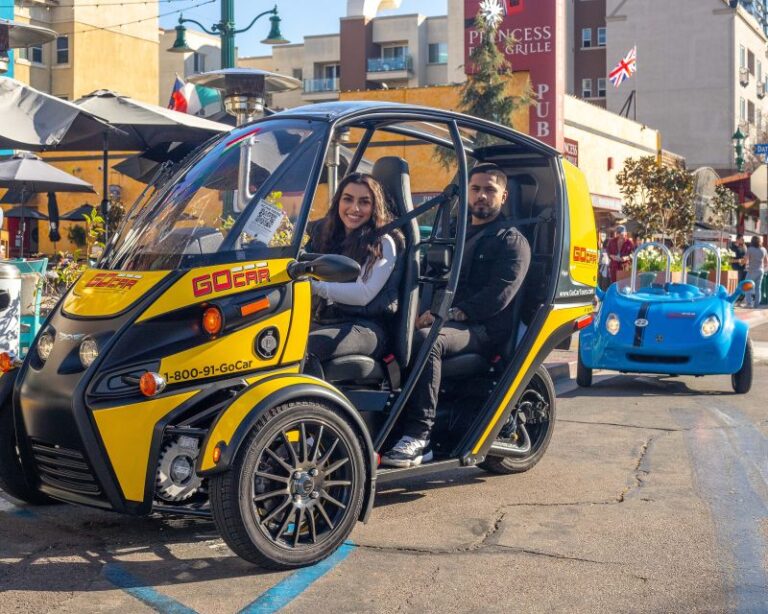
[565,95,660,202]
[605,0,767,171]
[372,14,423,87]
[425,16,449,85]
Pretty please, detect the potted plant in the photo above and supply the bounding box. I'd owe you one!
[704,248,738,292]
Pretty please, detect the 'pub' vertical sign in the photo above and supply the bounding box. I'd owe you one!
[464,0,565,151]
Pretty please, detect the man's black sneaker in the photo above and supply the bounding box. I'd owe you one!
[381,436,433,468]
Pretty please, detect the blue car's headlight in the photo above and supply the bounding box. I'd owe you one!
[701,315,720,337]
[606,313,620,335]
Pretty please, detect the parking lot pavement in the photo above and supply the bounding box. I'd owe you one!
[4,357,768,612]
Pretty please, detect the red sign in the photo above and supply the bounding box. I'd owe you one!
[464,0,565,150]
[564,137,579,166]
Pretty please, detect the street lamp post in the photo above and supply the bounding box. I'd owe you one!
[168,3,288,69]
[733,128,747,233]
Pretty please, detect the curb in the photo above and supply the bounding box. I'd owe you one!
[545,361,574,383]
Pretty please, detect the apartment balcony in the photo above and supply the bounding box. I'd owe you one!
[758,79,766,99]
[302,77,340,101]
[366,55,412,82]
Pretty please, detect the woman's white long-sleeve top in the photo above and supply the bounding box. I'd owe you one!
[311,234,397,306]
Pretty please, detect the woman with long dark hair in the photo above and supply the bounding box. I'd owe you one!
[307,173,401,375]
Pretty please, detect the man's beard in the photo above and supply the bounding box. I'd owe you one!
[470,202,498,219]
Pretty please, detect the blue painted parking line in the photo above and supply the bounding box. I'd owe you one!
[238,542,356,614]
[103,563,199,614]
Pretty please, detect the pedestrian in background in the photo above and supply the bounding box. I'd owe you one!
[730,234,747,283]
[598,231,611,290]
[745,235,768,308]
[607,225,635,283]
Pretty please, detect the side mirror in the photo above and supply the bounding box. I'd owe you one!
[0,290,9,311]
[728,279,754,303]
[288,254,360,283]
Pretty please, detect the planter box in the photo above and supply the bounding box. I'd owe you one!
[708,269,739,294]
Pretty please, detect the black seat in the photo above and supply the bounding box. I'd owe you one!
[322,157,421,386]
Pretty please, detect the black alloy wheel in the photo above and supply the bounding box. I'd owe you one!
[731,338,753,394]
[479,365,557,475]
[210,400,366,569]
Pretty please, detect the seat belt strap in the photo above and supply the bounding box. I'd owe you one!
[382,353,401,390]
[376,184,459,238]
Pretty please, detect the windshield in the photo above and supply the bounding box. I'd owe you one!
[615,272,720,300]
[102,118,327,271]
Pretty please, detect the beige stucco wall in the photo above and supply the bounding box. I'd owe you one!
[158,28,221,106]
[564,95,660,202]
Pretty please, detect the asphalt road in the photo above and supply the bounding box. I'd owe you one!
[2,325,768,613]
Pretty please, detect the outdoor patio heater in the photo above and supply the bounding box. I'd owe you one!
[188,69,300,210]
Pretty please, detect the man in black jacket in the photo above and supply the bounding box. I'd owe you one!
[382,163,531,467]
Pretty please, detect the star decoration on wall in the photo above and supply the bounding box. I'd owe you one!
[478,0,505,29]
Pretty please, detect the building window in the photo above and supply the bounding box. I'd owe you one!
[748,100,756,124]
[740,97,746,121]
[597,77,607,97]
[323,64,340,80]
[56,36,69,64]
[597,27,606,47]
[382,45,407,60]
[759,60,764,83]
[582,78,592,98]
[581,28,592,48]
[428,42,448,64]
[740,45,746,69]
[192,52,206,73]
[748,49,755,75]
[292,67,303,81]
[20,44,43,64]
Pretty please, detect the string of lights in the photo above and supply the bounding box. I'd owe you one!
[72,0,214,34]
[2,0,189,7]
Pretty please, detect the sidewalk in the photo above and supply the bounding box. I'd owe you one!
[542,305,768,383]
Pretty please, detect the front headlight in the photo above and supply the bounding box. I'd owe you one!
[606,313,620,335]
[37,331,54,362]
[701,315,720,338]
[79,337,99,368]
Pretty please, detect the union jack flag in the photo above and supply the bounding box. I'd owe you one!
[609,46,637,88]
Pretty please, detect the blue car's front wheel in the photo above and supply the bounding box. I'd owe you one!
[732,338,753,394]
[577,351,592,387]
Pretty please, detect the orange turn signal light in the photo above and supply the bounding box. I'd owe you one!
[202,306,223,336]
[0,352,13,373]
[240,297,270,317]
[213,445,223,464]
[139,372,166,397]
[743,281,755,291]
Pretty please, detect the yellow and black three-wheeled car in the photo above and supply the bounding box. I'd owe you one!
[0,102,597,568]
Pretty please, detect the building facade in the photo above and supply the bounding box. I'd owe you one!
[569,0,768,174]
[2,0,160,257]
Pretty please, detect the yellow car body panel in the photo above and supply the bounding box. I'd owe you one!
[63,270,170,318]
[93,390,198,502]
[472,303,593,454]
[199,374,338,472]
[563,161,599,288]
[137,259,293,322]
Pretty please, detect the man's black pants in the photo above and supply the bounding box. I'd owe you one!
[402,322,491,441]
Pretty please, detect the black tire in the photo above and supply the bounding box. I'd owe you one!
[732,338,753,394]
[210,400,366,569]
[479,366,557,475]
[0,394,51,505]
[576,351,592,387]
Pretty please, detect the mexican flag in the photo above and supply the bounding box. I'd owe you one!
[168,75,220,115]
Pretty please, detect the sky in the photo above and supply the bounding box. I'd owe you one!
[159,0,448,58]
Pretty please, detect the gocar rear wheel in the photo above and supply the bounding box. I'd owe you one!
[732,338,753,394]
[479,366,557,475]
[210,400,366,569]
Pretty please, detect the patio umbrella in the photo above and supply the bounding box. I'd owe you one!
[112,141,199,185]
[72,89,229,227]
[0,152,94,256]
[0,77,113,151]
[59,204,97,221]
[0,188,34,204]
[3,206,48,220]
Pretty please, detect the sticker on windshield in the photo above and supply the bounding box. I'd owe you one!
[243,199,285,244]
